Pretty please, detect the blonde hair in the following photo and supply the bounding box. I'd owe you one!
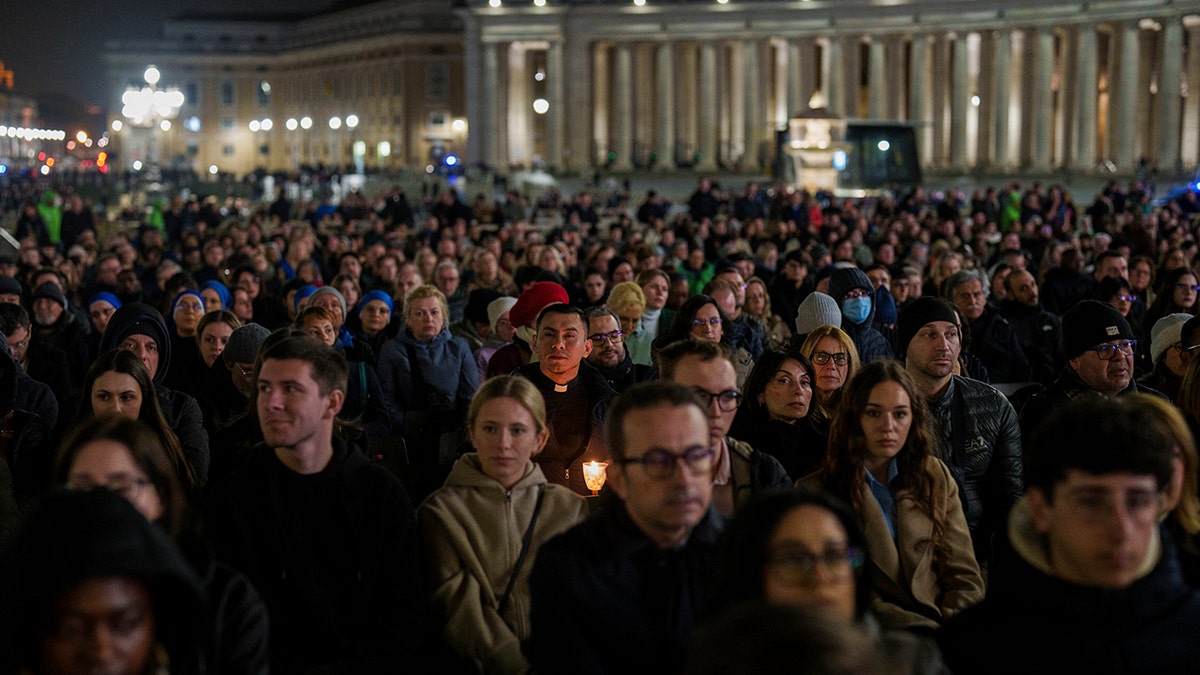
[403,284,450,324]
[606,281,646,315]
[467,375,549,455]
[799,325,861,420]
[1130,393,1200,534]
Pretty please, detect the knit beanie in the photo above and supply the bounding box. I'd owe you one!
[0,276,21,297]
[1150,313,1192,365]
[100,302,172,383]
[828,267,873,304]
[896,296,959,356]
[465,288,503,325]
[222,322,272,366]
[32,281,66,310]
[794,292,842,336]
[294,284,319,312]
[1061,299,1135,359]
[488,296,518,334]
[308,286,347,317]
[200,280,232,310]
[358,290,395,315]
[509,281,569,329]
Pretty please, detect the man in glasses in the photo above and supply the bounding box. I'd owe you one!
[658,339,790,516]
[584,306,656,393]
[531,381,722,675]
[1020,300,1167,451]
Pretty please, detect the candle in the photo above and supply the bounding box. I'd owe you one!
[582,460,608,495]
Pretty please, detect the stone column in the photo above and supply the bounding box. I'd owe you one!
[612,42,634,171]
[461,12,483,167]
[950,33,970,170]
[743,39,762,172]
[1113,22,1140,170]
[1074,25,1098,170]
[797,37,818,112]
[546,40,564,171]
[698,42,719,171]
[593,45,610,166]
[1030,27,1055,171]
[1184,22,1200,167]
[656,42,677,170]
[825,36,844,116]
[843,36,861,117]
[909,34,932,162]
[994,30,1012,167]
[868,36,887,119]
[1157,18,1184,171]
[481,41,500,168]
[788,40,804,115]
[976,30,996,168]
[930,34,948,165]
[564,35,591,173]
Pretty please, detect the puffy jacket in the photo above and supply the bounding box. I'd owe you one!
[997,299,1065,385]
[726,436,794,502]
[377,327,480,429]
[1018,367,1167,452]
[967,305,1032,384]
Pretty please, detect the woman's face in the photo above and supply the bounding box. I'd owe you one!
[200,288,223,313]
[860,380,913,467]
[1109,286,1134,317]
[338,281,360,310]
[690,303,723,341]
[744,282,767,317]
[41,577,156,675]
[810,337,849,395]
[199,321,234,368]
[91,372,143,420]
[301,316,337,346]
[494,311,516,342]
[762,504,858,622]
[173,295,204,336]
[469,396,547,490]
[407,296,444,340]
[1173,274,1198,309]
[67,439,162,522]
[360,300,391,335]
[761,358,813,423]
[584,274,607,303]
[90,300,116,334]
[641,276,669,311]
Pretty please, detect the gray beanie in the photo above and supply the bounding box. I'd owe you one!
[223,323,271,366]
[487,296,518,334]
[308,286,347,318]
[1150,313,1192,364]
[794,292,842,336]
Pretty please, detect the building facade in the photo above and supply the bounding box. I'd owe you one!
[105,0,1200,178]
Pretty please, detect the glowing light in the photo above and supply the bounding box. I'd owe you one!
[39,165,50,175]
[425,164,435,173]
[534,71,545,82]
[67,141,76,150]
[378,141,391,157]
[112,120,123,132]
[260,118,273,131]
[489,0,501,6]
[208,164,219,175]
[582,461,608,494]
[445,154,459,166]
[184,116,201,132]
[329,116,342,130]
[353,140,366,157]
[633,0,645,5]
[833,150,847,171]
[300,116,313,130]
[286,118,298,131]
[249,120,262,132]
[971,94,981,107]
[877,140,891,152]
[534,0,545,6]
[45,158,55,167]
[345,114,359,129]
[159,120,171,131]
[132,160,143,171]
[0,165,6,174]
[75,131,88,143]
[452,119,467,133]
[532,98,549,114]
[143,65,161,86]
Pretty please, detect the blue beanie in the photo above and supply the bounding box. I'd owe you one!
[87,292,123,312]
[359,289,395,314]
[200,280,232,309]
[875,286,898,326]
[294,284,318,312]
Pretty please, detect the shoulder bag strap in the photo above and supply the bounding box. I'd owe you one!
[497,483,546,616]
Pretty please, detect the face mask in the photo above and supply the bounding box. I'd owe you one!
[842,296,871,325]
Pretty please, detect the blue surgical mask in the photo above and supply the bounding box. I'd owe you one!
[842,296,871,324]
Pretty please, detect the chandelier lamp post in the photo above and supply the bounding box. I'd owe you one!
[117,65,184,174]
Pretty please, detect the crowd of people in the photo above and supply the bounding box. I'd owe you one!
[0,171,1199,674]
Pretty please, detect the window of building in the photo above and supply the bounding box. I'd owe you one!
[223,145,235,155]
[427,63,448,102]
[258,80,271,106]
[185,82,199,107]
[221,117,235,130]
[220,80,235,106]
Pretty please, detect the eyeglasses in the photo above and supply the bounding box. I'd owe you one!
[228,363,254,377]
[66,477,152,501]
[843,288,871,299]
[810,351,848,367]
[588,330,624,344]
[1089,339,1137,360]
[690,387,742,412]
[1113,295,1136,302]
[1177,284,1200,292]
[175,302,204,312]
[765,545,865,586]
[617,446,715,480]
[7,338,27,352]
[692,317,723,328]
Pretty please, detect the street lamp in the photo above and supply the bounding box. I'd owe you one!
[119,64,184,174]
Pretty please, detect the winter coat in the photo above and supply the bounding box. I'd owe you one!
[966,305,1033,384]
[1018,367,1167,452]
[726,436,794,501]
[997,299,1065,385]
[378,327,479,431]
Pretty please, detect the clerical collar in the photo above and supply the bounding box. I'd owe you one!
[554,383,568,393]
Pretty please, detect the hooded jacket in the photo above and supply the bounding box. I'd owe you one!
[0,332,52,507]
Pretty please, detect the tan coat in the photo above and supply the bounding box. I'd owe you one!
[418,454,588,674]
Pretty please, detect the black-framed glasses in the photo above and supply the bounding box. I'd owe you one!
[810,351,848,367]
[65,477,152,501]
[1089,339,1137,360]
[692,317,723,328]
[588,330,625,344]
[691,387,742,412]
[617,446,715,480]
[765,545,865,585]
[1177,284,1200,292]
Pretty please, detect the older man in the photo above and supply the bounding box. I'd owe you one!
[996,269,1065,386]
[942,268,1032,384]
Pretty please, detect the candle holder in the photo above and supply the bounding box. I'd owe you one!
[582,460,608,496]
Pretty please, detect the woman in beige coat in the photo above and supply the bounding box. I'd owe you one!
[806,360,984,633]
[419,375,589,673]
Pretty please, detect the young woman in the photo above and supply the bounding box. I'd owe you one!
[199,280,232,313]
[799,325,861,436]
[743,276,792,351]
[1146,266,1200,329]
[808,360,984,632]
[653,293,751,386]
[418,375,588,673]
[196,310,241,369]
[730,351,825,481]
[356,289,398,357]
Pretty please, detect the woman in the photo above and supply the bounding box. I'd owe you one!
[578,266,609,309]
[730,351,826,481]
[1146,266,1200,330]
[808,360,984,631]
[418,375,588,674]
[744,276,792,351]
[199,280,232,313]
[356,289,398,357]
[53,416,270,675]
[637,268,674,337]
[196,310,240,369]
[799,325,860,436]
[706,488,948,674]
[1092,275,1136,319]
[86,291,123,367]
[476,296,518,382]
[466,249,518,296]
[164,289,207,393]
[295,306,391,441]
[333,273,363,334]
[652,293,749,384]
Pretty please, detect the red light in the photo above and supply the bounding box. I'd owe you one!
[99,165,108,174]
[37,152,46,161]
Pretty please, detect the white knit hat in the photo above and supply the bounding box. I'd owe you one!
[487,296,518,334]
[794,292,842,336]
[1150,313,1192,364]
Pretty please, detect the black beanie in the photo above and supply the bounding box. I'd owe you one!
[896,296,959,357]
[465,288,502,325]
[1061,300,1135,359]
[828,267,873,304]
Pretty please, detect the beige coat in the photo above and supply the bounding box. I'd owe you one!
[418,454,589,674]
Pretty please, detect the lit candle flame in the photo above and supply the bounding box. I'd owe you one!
[582,461,608,494]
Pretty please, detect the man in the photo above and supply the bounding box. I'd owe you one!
[898,297,1024,566]
[659,338,790,515]
[997,268,1065,386]
[27,280,90,391]
[0,303,65,434]
[768,249,811,328]
[1039,247,1093,316]
[828,267,893,362]
[937,395,1200,673]
[584,306,656,393]
[711,266,765,360]
[516,303,616,495]
[434,260,467,322]
[942,269,1032,384]
[487,281,570,379]
[205,335,423,672]
[530,381,723,674]
[1019,300,1164,449]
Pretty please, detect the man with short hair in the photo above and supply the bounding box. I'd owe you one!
[937,395,1200,673]
[997,269,1065,385]
[0,303,66,433]
[530,381,723,674]
[658,338,790,515]
[517,303,616,495]
[435,260,467,322]
[943,268,1032,384]
[584,306,656,393]
[205,335,424,672]
[898,297,1024,566]
[1039,247,1094,317]
[710,267,765,360]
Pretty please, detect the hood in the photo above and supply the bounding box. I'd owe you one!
[1008,495,1160,581]
[99,302,172,384]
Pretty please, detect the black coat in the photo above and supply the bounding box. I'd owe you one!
[967,306,1033,384]
[997,299,1064,386]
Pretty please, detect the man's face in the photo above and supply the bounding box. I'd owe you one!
[41,577,155,675]
[711,289,737,322]
[97,258,121,286]
[716,271,746,309]
[951,279,986,322]
[905,320,961,382]
[32,298,63,327]
[1096,255,1128,281]
[118,334,160,378]
[668,354,739,449]
[257,358,343,451]
[587,314,625,369]
[340,256,362,278]
[668,279,690,310]
[7,324,29,362]
[397,269,421,296]
[536,311,592,383]
[435,266,460,297]
[610,402,713,549]
[1009,271,1039,307]
[1028,472,1162,588]
[866,268,890,289]
[1069,340,1134,395]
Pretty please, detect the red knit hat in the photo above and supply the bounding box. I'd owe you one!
[509,281,570,329]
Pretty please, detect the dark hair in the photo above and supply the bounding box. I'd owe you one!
[737,350,815,424]
[259,333,348,396]
[655,294,732,350]
[1148,266,1200,319]
[535,302,587,332]
[606,381,705,461]
[657,339,736,381]
[0,302,30,334]
[74,350,194,490]
[1091,275,1133,303]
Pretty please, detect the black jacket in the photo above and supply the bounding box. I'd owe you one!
[996,299,1064,385]
[967,305,1033,384]
[517,361,616,495]
[1018,367,1167,451]
[593,351,657,394]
